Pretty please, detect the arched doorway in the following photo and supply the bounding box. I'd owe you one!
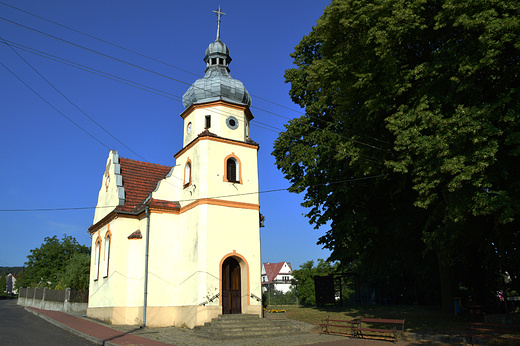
[222,257,241,314]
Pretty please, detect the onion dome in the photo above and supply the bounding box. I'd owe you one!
[182,7,251,109]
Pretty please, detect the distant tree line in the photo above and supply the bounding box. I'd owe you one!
[16,234,90,291]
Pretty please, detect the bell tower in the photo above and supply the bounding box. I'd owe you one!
[173,6,262,317]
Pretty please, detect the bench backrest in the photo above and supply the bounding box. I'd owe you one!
[361,318,405,324]
[325,319,358,323]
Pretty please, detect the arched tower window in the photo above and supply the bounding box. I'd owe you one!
[184,159,192,188]
[224,154,242,184]
[227,158,237,182]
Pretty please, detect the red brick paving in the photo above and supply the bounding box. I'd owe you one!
[27,307,171,346]
[28,306,433,346]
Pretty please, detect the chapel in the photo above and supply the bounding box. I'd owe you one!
[87,8,262,328]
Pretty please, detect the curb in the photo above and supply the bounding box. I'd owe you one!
[24,307,119,346]
[407,332,471,345]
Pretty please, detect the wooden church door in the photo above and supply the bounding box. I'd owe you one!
[222,257,241,314]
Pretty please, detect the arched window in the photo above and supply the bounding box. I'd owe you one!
[184,160,192,188]
[227,158,237,182]
[224,154,241,184]
[104,235,111,278]
[94,240,101,280]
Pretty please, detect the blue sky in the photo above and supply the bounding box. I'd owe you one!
[0,0,332,270]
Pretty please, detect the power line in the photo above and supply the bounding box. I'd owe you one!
[1,15,392,153]
[0,1,306,118]
[0,173,390,212]
[1,36,148,161]
[0,61,112,151]
[1,35,390,156]
[0,1,202,78]
[1,37,386,167]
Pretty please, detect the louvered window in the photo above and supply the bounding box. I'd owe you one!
[227,158,237,182]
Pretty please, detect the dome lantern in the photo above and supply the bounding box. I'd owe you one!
[182,7,251,109]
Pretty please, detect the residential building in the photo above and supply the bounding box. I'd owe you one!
[261,262,293,293]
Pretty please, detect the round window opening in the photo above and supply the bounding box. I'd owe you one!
[226,116,239,130]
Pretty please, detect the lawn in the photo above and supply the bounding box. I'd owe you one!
[267,304,479,335]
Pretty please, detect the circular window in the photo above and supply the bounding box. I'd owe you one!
[226,116,239,130]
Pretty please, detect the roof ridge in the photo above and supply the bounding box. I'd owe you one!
[119,156,173,169]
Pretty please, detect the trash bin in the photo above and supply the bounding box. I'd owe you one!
[454,297,462,315]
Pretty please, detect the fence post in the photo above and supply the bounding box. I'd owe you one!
[42,287,47,309]
[65,288,71,313]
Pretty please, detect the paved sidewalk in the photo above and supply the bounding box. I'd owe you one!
[26,306,171,346]
[25,306,445,346]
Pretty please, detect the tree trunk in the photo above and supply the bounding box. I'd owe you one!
[437,251,455,313]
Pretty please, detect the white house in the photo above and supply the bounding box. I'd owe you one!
[87,8,262,328]
[261,262,293,293]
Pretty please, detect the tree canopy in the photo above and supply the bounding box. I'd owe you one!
[22,235,90,290]
[291,259,338,305]
[273,0,520,311]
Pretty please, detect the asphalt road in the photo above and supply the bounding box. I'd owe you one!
[0,299,95,346]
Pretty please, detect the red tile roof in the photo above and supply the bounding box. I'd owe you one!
[115,158,173,213]
[128,230,143,239]
[149,198,180,209]
[263,262,292,284]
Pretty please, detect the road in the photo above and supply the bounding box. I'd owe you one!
[0,299,95,346]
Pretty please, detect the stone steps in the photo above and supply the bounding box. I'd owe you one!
[193,314,306,339]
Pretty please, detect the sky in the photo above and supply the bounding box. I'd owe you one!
[0,0,332,270]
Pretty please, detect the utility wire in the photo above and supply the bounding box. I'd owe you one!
[0,16,392,153]
[0,1,202,78]
[1,39,182,101]
[0,173,391,212]
[1,38,385,166]
[1,35,390,156]
[0,61,111,150]
[1,36,148,161]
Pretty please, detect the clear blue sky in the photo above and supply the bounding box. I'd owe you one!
[0,0,332,270]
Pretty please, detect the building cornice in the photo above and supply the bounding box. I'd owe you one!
[174,134,259,159]
[180,100,254,121]
[89,198,259,233]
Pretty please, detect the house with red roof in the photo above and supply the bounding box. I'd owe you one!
[87,9,262,328]
[261,262,294,293]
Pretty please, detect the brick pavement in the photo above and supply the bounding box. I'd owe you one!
[26,306,430,346]
[27,306,170,346]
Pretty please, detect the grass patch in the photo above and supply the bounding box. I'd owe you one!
[267,304,482,335]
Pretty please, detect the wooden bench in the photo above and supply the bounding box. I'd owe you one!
[352,318,406,343]
[463,322,520,345]
[319,316,359,336]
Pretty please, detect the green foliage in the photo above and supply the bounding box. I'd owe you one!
[22,234,90,289]
[0,272,6,296]
[274,0,520,311]
[266,288,298,306]
[291,259,338,305]
[55,253,91,291]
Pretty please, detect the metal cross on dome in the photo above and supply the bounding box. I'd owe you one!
[213,6,226,41]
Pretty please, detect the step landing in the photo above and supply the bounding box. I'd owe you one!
[192,314,307,340]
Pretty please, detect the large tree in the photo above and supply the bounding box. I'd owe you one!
[273,0,520,311]
[23,235,90,289]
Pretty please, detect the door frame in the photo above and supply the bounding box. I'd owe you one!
[219,251,250,312]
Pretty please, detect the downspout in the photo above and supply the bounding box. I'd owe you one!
[141,204,151,328]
